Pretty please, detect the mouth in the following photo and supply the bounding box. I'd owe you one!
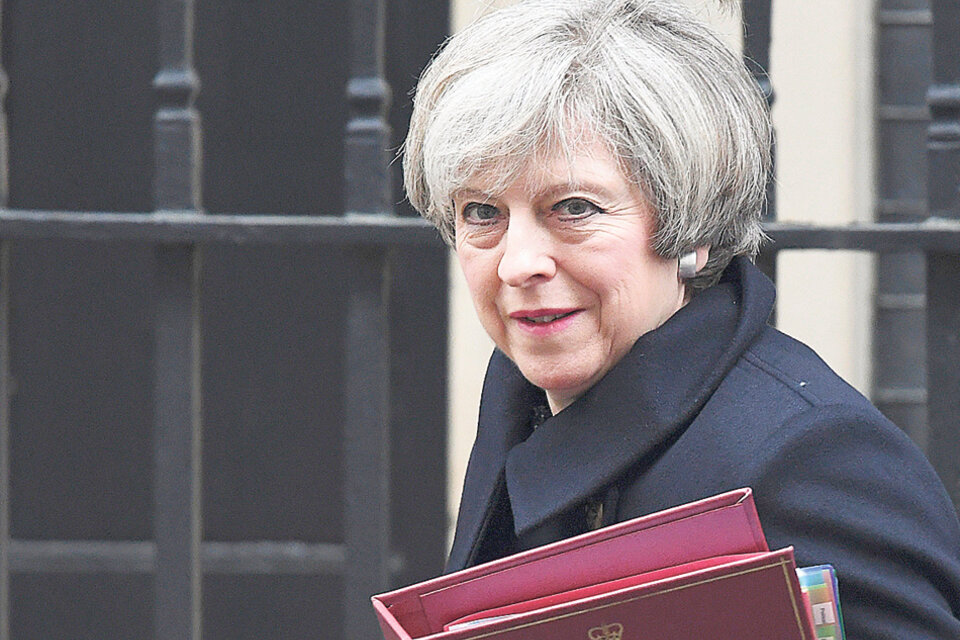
[510,309,580,325]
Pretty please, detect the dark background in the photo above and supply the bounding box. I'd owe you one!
[2,1,449,637]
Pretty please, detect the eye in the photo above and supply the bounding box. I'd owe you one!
[552,198,604,219]
[462,202,501,224]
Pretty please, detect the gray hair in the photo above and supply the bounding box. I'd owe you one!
[403,0,772,289]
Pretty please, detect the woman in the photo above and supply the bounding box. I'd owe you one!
[403,0,960,637]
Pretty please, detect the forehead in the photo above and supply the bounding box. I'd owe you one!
[456,139,633,200]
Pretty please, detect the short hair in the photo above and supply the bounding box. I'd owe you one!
[403,0,772,289]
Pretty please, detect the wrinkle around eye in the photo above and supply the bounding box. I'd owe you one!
[461,202,502,225]
[552,197,605,219]
[457,217,504,249]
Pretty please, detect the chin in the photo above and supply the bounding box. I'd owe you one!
[521,367,595,399]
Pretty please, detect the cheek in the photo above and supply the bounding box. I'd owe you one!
[595,254,679,326]
[457,247,501,313]
[629,261,682,325]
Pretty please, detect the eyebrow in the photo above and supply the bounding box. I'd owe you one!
[538,180,616,202]
[453,188,496,202]
[455,180,617,203]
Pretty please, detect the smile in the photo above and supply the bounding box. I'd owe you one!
[509,309,581,332]
[523,311,576,324]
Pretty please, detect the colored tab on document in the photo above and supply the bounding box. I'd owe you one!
[798,565,845,640]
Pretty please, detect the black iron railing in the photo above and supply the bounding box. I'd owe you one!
[0,1,957,639]
[0,0,439,639]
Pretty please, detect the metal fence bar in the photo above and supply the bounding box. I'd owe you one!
[153,0,203,638]
[153,246,202,640]
[154,2,202,213]
[344,249,393,640]
[10,541,156,574]
[0,0,10,634]
[201,542,352,575]
[762,220,960,251]
[879,8,934,27]
[925,0,960,507]
[7,540,402,576]
[0,210,440,246]
[742,0,777,297]
[0,0,8,213]
[927,0,960,224]
[871,0,933,460]
[926,254,960,505]
[5,213,960,250]
[0,245,9,640]
[344,0,394,637]
[741,0,775,233]
[742,0,775,130]
[345,0,392,217]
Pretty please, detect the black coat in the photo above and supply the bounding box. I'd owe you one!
[447,257,960,639]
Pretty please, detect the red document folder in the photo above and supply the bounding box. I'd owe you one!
[372,488,817,640]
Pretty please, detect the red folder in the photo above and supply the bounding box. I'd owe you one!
[372,488,817,639]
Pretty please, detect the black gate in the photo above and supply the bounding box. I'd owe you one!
[0,0,448,639]
[0,1,958,639]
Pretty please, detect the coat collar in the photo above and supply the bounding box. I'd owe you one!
[446,257,776,571]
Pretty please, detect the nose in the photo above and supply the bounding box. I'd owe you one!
[497,212,557,286]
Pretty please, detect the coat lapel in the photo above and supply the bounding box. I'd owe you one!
[445,349,543,571]
[505,259,775,537]
[448,258,776,567]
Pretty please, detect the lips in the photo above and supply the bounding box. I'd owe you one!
[509,308,581,332]
[522,311,576,324]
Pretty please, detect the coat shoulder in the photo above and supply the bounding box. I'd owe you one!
[700,326,890,445]
[618,327,960,638]
[738,326,878,414]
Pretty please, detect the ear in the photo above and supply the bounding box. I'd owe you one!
[694,245,711,273]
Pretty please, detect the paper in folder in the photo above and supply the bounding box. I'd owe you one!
[372,488,845,639]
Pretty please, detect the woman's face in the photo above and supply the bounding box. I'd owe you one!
[454,142,686,413]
